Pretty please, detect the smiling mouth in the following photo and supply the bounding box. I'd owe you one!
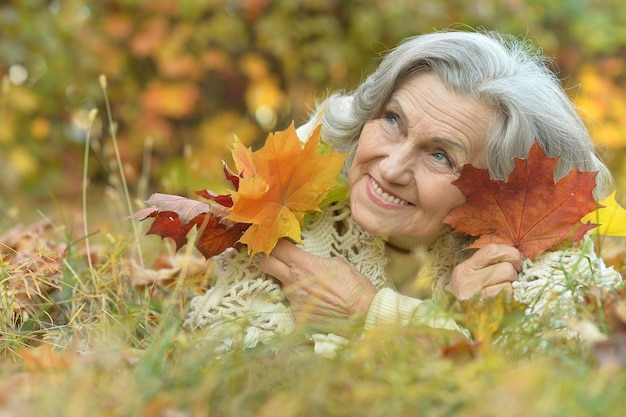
[369,177,411,205]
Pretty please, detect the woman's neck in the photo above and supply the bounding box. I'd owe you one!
[385,233,440,253]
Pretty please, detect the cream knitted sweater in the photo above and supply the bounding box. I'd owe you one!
[184,199,623,353]
[185,199,393,351]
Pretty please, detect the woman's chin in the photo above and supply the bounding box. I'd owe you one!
[352,206,446,238]
[352,209,396,236]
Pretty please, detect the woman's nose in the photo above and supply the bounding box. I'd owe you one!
[379,146,414,185]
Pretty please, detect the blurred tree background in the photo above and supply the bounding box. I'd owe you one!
[1,0,626,226]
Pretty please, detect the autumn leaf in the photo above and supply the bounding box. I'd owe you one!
[129,254,210,287]
[227,122,346,256]
[457,294,511,348]
[18,345,77,371]
[132,193,213,250]
[131,193,247,258]
[194,215,250,257]
[0,221,67,323]
[581,191,626,236]
[133,122,347,258]
[443,141,598,259]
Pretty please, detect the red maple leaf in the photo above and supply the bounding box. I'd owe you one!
[443,141,598,259]
[131,193,247,258]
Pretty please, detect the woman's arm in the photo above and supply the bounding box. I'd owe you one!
[260,241,471,340]
[259,240,524,333]
[364,288,470,337]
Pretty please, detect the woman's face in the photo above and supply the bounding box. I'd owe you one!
[348,71,495,238]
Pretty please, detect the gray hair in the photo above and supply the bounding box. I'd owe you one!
[312,29,613,198]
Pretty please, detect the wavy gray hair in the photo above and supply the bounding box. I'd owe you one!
[310,29,613,198]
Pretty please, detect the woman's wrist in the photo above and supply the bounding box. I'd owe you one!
[350,284,378,317]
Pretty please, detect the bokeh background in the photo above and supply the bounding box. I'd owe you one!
[2,0,626,231]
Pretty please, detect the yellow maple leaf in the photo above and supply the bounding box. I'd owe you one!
[582,191,626,236]
[226,122,347,257]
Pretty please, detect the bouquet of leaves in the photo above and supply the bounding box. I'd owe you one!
[133,123,347,258]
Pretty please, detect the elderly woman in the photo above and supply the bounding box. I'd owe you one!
[185,29,622,353]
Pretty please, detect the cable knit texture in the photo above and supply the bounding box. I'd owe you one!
[184,199,623,352]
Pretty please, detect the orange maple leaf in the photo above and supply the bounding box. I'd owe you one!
[443,141,598,259]
[227,122,346,256]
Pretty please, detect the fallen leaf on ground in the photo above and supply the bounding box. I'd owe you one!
[590,292,626,368]
[17,344,77,371]
[0,222,67,324]
[457,291,522,345]
[129,253,210,287]
[0,220,53,255]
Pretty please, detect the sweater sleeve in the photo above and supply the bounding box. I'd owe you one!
[511,237,623,338]
[363,288,470,338]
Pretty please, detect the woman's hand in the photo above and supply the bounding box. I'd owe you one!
[259,240,378,333]
[447,243,523,300]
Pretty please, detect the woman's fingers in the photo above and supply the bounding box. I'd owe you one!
[268,239,313,265]
[259,240,311,283]
[447,244,523,300]
[258,252,292,285]
[481,281,513,299]
[469,243,523,272]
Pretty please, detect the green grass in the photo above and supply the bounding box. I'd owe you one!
[1,293,625,417]
[1,211,625,417]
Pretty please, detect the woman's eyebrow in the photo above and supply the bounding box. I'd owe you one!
[432,137,468,157]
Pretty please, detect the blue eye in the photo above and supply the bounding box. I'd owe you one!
[433,151,454,167]
[384,112,400,127]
